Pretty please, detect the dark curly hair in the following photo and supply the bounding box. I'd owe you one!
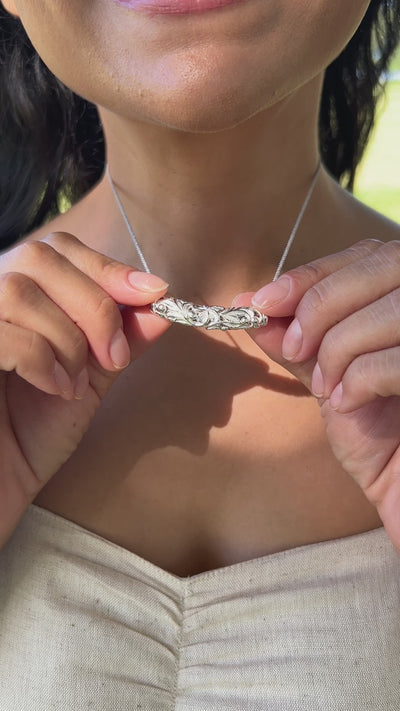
[0,1,399,249]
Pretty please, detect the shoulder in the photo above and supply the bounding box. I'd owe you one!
[329,174,400,243]
[2,179,103,254]
[303,169,400,267]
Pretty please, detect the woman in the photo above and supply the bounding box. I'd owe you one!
[0,0,400,708]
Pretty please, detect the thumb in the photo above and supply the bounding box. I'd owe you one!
[86,305,171,400]
[232,292,316,392]
[121,304,171,360]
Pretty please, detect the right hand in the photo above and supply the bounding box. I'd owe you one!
[0,232,170,548]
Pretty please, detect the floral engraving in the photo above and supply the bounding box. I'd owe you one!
[150,297,268,331]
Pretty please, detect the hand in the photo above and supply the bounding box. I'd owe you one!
[0,233,170,548]
[233,239,400,552]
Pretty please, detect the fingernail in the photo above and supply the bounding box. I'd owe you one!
[128,272,169,293]
[74,368,89,400]
[311,363,324,397]
[54,361,72,394]
[252,276,291,308]
[109,328,130,369]
[330,382,343,410]
[230,293,248,308]
[282,318,303,360]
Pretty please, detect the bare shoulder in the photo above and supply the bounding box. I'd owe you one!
[21,190,98,245]
[0,212,66,257]
[330,174,400,243]
[1,178,102,254]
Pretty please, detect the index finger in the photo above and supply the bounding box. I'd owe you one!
[6,231,169,306]
[251,239,382,317]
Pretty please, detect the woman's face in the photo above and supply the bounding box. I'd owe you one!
[6,0,371,131]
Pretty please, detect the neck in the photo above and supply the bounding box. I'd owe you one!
[96,74,325,303]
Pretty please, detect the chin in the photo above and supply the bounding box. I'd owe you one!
[90,41,280,133]
[143,95,267,134]
[103,70,280,134]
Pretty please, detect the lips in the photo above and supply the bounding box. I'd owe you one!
[112,0,247,15]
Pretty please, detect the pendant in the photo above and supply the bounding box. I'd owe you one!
[150,297,268,331]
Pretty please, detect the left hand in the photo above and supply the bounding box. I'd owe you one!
[233,239,400,552]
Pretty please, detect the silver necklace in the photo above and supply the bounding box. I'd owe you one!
[106,161,321,331]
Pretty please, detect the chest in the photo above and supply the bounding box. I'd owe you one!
[34,326,381,575]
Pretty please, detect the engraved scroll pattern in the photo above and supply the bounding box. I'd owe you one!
[150,297,268,331]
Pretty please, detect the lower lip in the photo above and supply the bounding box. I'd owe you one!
[113,0,247,14]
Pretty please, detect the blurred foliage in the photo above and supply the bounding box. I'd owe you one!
[389,44,400,72]
[354,78,400,223]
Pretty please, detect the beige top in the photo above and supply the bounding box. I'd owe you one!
[0,504,400,710]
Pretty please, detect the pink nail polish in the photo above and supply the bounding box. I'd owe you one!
[110,329,130,369]
[230,293,247,308]
[311,363,324,397]
[74,368,89,400]
[252,276,291,308]
[54,361,72,395]
[128,272,169,292]
[330,383,343,410]
[282,318,303,360]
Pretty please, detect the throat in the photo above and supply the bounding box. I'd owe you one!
[104,161,322,302]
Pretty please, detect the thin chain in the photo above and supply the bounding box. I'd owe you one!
[106,166,152,275]
[273,162,321,281]
[106,161,321,282]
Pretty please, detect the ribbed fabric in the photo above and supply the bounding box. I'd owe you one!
[0,504,400,710]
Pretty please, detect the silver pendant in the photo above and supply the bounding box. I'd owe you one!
[150,297,268,331]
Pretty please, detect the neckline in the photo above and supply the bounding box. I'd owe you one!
[27,503,386,586]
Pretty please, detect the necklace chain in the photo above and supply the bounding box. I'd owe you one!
[105,160,321,330]
[106,161,321,283]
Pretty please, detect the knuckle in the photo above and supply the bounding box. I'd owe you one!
[348,238,383,255]
[0,271,36,302]
[67,325,88,362]
[297,281,330,320]
[378,290,400,324]
[15,240,54,265]
[349,353,374,389]
[97,257,121,286]
[23,330,49,366]
[345,350,394,402]
[378,240,400,266]
[92,293,120,326]
[17,334,51,382]
[342,239,383,268]
[289,262,326,289]
[42,231,79,250]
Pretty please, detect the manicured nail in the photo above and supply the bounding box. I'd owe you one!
[54,361,72,394]
[252,276,291,308]
[311,363,324,397]
[282,318,303,360]
[74,368,89,400]
[109,329,130,369]
[330,382,343,410]
[128,271,169,293]
[231,294,243,308]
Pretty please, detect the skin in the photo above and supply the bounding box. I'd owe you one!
[4,0,372,291]
[1,0,400,575]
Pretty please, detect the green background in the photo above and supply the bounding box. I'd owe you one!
[354,47,400,223]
